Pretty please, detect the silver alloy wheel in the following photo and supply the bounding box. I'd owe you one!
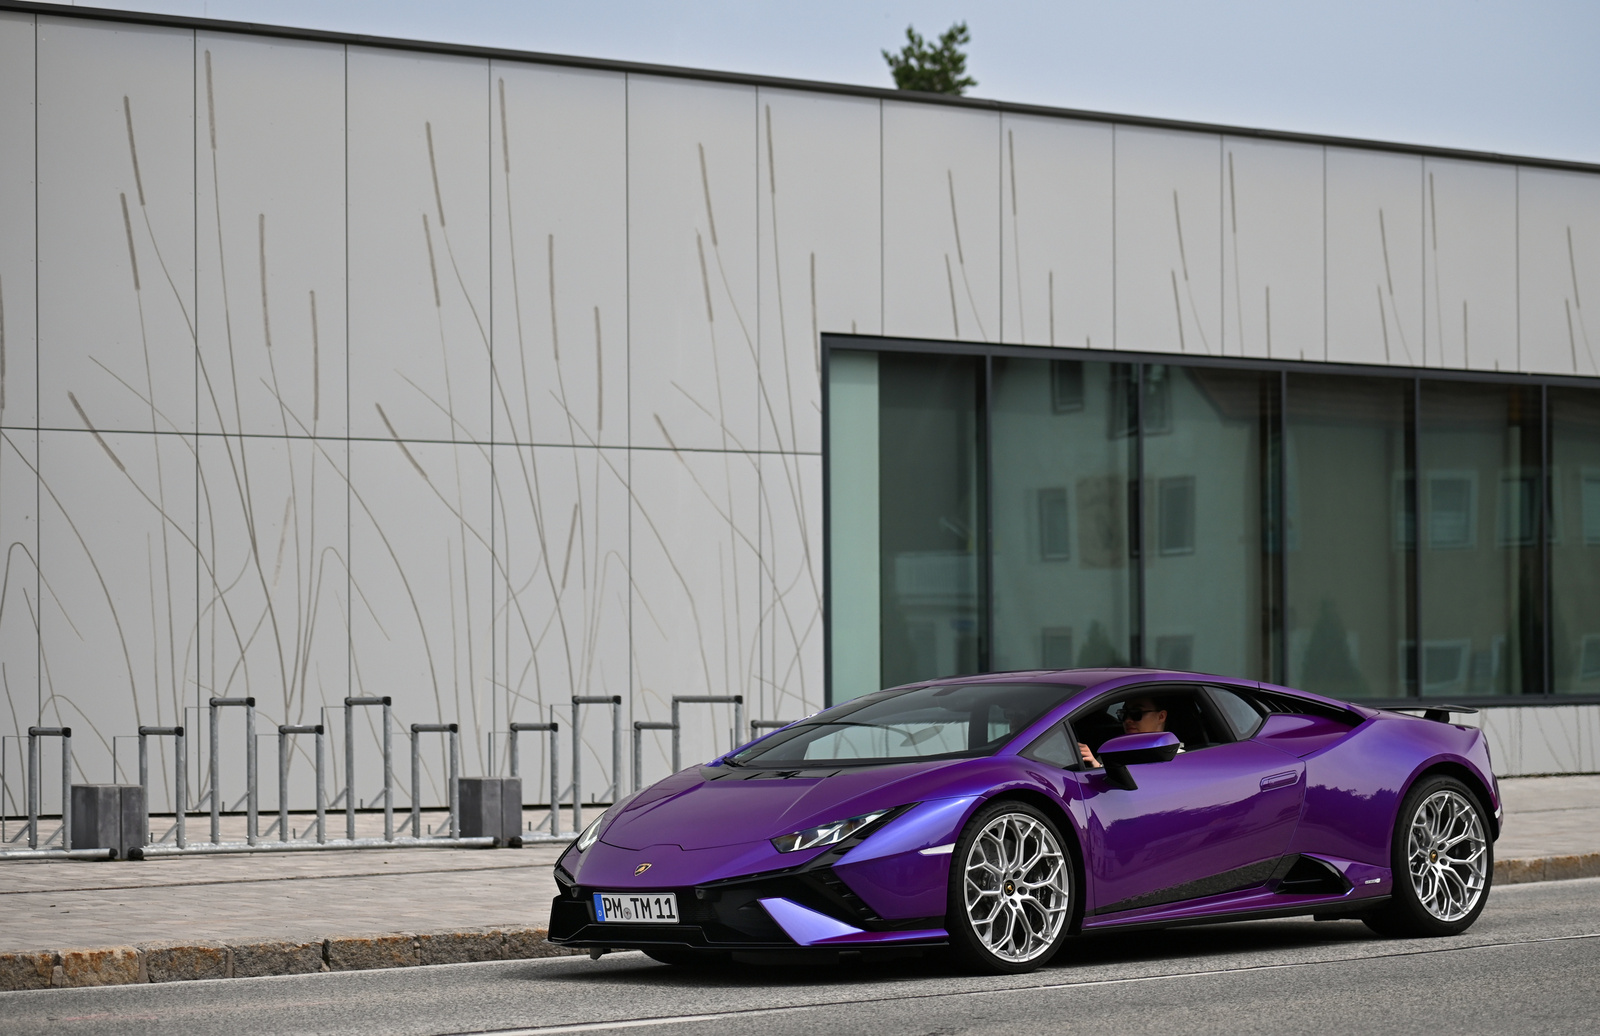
[962,812,1070,963]
[1406,788,1488,923]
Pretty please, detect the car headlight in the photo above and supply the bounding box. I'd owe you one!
[771,809,890,853]
[575,811,608,852]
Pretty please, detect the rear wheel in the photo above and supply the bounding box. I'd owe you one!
[1364,775,1492,938]
[946,800,1075,974]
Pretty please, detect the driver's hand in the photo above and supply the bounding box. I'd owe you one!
[1078,742,1100,768]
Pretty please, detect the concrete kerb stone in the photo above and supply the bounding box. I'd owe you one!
[324,932,419,972]
[1495,852,1600,885]
[506,926,586,959]
[137,940,231,983]
[415,927,511,966]
[0,951,55,991]
[57,946,141,987]
[229,939,325,978]
[0,928,577,990]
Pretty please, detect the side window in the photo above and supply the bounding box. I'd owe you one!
[1207,686,1265,739]
[1068,685,1225,755]
[1021,723,1080,769]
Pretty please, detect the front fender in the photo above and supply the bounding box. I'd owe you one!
[834,764,1081,921]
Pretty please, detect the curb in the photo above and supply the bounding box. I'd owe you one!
[1493,852,1600,885]
[0,927,581,992]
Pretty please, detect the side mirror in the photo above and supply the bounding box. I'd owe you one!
[1097,731,1180,791]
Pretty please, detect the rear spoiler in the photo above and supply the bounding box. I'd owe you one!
[1382,704,1479,724]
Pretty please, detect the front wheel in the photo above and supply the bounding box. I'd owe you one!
[1364,775,1492,938]
[946,800,1075,974]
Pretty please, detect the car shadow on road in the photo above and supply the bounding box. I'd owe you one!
[511,917,1384,990]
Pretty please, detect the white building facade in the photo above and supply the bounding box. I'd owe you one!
[1,3,1597,826]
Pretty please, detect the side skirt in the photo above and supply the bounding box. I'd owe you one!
[1083,895,1391,935]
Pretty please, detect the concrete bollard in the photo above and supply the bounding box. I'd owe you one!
[455,777,522,847]
[70,785,146,860]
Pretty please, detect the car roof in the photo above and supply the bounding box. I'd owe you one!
[922,667,1246,690]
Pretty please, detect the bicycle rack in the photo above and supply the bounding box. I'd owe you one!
[631,721,676,793]
[137,726,186,850]
[209,697,257,845]
[344,697,393,841]
[409,723,459,839]
[629,696,747,793]
[509,718,560,836]
[278,724,326,844]
[570,695,621,833]
[670,695,744,772]
[27,726,72,850]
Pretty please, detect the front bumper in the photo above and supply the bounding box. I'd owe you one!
[548,850,948,951]
[549,797,980,951]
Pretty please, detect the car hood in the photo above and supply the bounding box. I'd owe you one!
[599,757,995,851]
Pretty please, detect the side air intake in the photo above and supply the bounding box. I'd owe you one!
[1275,855,1351,896]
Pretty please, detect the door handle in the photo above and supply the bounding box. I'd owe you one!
[1260,770,1300,791]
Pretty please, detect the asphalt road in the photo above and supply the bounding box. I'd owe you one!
[4,877,1597,1036]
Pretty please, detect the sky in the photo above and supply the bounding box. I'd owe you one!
[53,0,1600,164]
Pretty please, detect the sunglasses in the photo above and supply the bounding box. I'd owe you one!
[1116,705,1159,722]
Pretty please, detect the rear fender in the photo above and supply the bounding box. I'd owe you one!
[1287,714,1497,867]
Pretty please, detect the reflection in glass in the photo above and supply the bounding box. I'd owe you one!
[877,353,983,687]
[991,358,1134,672]
[828,350,882,701]
[1551,389,1600,695]
[1143,367,1278,680]
[1418,382,1542,696]
[1287,375,1412,698]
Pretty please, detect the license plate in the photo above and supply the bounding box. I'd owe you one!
[594,891,680,923]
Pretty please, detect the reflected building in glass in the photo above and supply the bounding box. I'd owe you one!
[830,348,1600,707]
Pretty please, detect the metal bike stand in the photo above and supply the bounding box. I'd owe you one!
[670,695,744,772]
[343,697,393,841]
[208,697,257,845]
[509,719,559,836]
[569,695,621,833]
[631,721,675,793]
[277,724,326,843]
[137,726,186,850]
[409,723,459,839]
[26,727,72,850]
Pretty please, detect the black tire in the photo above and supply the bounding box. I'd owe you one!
[641,947,732,968]
[946,800,1076,974]
[1364,774,1493,938]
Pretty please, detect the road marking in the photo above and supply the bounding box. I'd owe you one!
[452,932,1600,1036]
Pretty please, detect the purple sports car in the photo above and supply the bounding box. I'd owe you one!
[548,669,1498,973]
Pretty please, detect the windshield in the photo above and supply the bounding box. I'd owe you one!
[729,681,1082,767]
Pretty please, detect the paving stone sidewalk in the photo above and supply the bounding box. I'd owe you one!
[1490,774,1600,883]
[1,775,1595,990]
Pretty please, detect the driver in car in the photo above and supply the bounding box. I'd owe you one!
[1078,696,1169,768]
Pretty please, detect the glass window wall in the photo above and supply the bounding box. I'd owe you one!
[1552,388,1600,695]
[828,339,1600,704]
[1144,366,1279,681]
[990,358,1134,672]
[1285,374,1412,699]
[1418,382,1543,696]
[876,352,984,688]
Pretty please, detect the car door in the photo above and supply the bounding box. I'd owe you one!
[1069,684,1306,917]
